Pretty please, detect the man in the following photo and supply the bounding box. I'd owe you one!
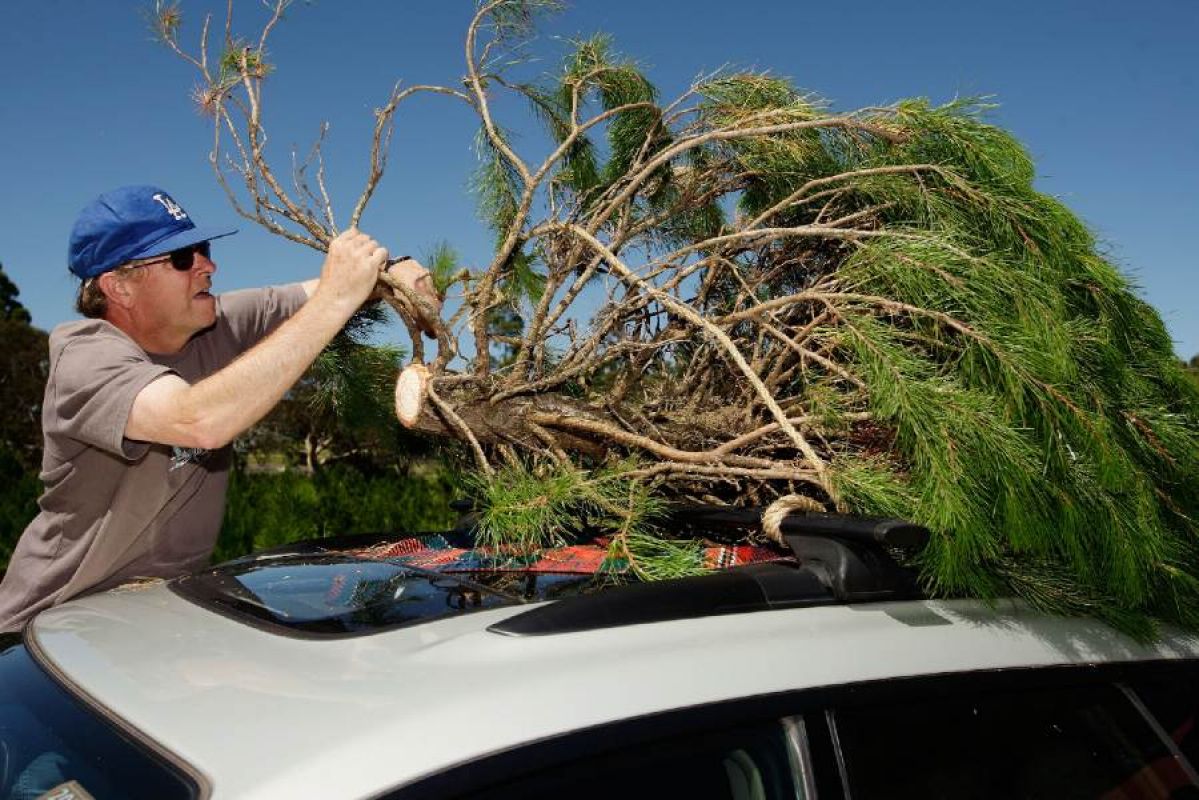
[0,185,439,632]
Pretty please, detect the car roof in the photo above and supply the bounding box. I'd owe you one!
[29,580,1199,800]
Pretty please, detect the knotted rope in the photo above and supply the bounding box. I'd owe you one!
[761,494,826,545]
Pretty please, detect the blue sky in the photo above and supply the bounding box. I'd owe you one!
[1,0,1196,356]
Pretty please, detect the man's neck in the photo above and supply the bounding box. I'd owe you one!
[104,312,190,355]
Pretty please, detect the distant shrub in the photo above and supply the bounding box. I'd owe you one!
[214,463,459,563]
[0,454,460,574]
[0,448,40,571]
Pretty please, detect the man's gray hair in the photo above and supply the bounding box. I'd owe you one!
[75,266,143,318]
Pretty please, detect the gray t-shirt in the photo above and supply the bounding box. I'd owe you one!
[0,284,307,632]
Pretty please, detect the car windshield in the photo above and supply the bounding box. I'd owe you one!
[171,554,606,637]
[0,634,197,800]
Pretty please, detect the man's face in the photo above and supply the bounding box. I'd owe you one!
[119,243,218,349]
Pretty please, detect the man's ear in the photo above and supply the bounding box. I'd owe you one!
[98,271,136,310]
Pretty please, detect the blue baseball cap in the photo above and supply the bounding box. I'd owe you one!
[68,185,237,279]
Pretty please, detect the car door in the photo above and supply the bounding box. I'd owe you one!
[389,661,1199,800]
[821,662,1199,799]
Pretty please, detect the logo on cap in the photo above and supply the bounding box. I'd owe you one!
[152,193,188,221]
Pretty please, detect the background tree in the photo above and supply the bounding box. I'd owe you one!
[0,262,47,469]
[154,0,1199,636]
[0,263,48,568]
[0,265,32,325]
[242,302,451,474]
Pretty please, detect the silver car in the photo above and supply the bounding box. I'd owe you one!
[3,512,1199,799]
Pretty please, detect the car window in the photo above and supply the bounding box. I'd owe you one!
[830,680,1199,799]
[1132,669,1199,772]
[0,635,197,800]
[454,722,803,800]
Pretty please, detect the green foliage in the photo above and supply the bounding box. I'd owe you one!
[698,73,827,215]
[612,531,707,582]
[0,267,47,574]
[0,448,40,572]
[423,240,460,295]
[468,460,709,580]
[214,463,457,563]
[470,463,585,551]
[0,319,48,472]
[245,304,437,473]
[218,39,271,82]
[1,451,458,575]
[481,0,564,44]
[699,95,1199,636]
[506,248,546,305]
[307,315,404,437]
[0,263,32,324]
[0,266,48,474]
[471,460,650,539]
[556,35,661,187]
[485,305,525,370]
[472,125,524,245]
[487,55,1198,633]
[524,80,601,198]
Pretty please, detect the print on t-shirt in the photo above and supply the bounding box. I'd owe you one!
[170,446,210,472]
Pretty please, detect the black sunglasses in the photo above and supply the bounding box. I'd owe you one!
[166,241,211,271]
[131,241,211,271]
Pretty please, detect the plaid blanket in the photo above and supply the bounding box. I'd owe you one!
[341,535,792,575]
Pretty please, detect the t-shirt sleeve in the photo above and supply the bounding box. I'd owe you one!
[215,283,308,351]
[47,327,175,460]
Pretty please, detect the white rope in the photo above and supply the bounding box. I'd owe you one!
[761,494,826,545]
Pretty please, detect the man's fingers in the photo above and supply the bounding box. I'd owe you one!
[333,227,361,246]
[389,258,442,302]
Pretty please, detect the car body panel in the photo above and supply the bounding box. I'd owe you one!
[30,584,1199,799]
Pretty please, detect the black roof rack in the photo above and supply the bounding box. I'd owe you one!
[488,512,930,637]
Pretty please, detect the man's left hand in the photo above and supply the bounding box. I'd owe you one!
[376,257,443,336]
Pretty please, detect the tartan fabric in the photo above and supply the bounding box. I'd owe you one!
[342,536,791,575]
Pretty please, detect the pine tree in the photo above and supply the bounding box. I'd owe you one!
[154,0,1199,636]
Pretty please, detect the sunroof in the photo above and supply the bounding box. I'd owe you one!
[168,521,807,638]
[171,554,604,638]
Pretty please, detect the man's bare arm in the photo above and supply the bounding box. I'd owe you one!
[127,229,386,450]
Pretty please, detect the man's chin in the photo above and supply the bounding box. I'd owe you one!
[189,297,218,333]
[187,316,219,342]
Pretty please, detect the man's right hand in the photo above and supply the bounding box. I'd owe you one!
[315,228,389,310]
